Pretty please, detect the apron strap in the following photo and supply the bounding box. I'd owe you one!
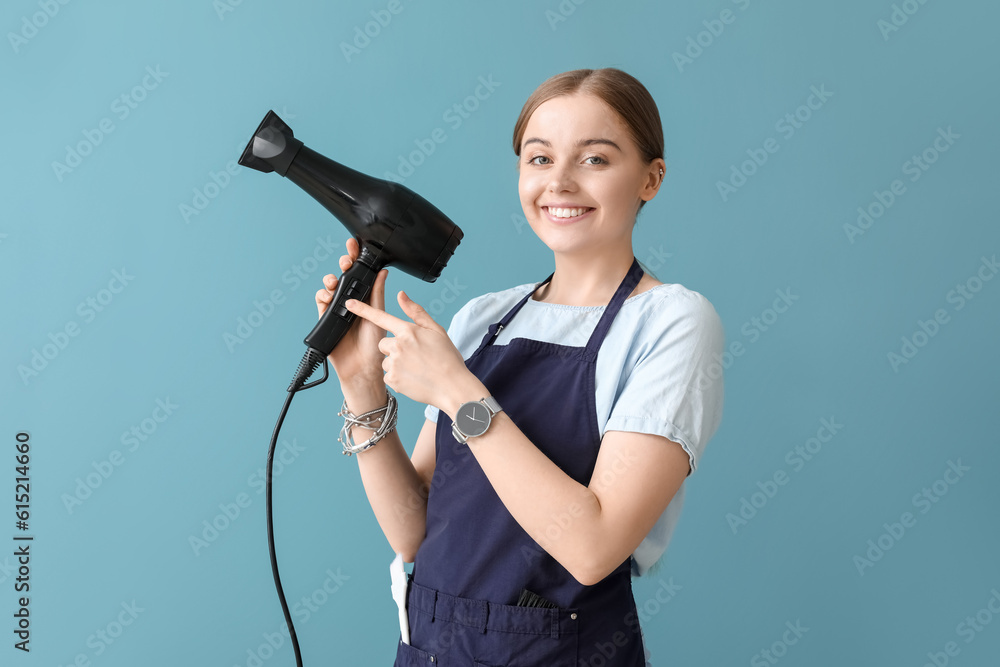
[472,258,642,360]
[583,257,643,361]
[471,272,554,356]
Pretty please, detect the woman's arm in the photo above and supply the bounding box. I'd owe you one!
[342,290,692,586]
[439,375,690,586]
[314,237,438,562]
[343,381,437,563]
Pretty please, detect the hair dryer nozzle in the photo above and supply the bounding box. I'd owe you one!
[238,110,303,176]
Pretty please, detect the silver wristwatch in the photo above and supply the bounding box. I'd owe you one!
[452,396,503,444]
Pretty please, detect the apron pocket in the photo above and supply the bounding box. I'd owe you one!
[472,626,578,666]
[393,639,438,666]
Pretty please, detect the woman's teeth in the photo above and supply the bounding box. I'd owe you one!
[546,207,590,218]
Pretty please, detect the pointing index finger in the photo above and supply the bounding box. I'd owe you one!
[344,298,403,333]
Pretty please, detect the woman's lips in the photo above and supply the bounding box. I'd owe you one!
[542,206,594,224]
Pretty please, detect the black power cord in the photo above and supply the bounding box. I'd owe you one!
[267,347,329,667]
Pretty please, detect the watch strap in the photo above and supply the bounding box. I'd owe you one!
[481,395,502,416]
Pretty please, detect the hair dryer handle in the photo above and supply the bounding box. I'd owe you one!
[304,254,380,356]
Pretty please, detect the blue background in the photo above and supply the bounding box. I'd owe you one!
[2,0,999,665]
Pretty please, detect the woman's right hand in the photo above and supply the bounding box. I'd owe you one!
[315,237,389,390]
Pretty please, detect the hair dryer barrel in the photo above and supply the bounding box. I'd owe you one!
[284,145,462,282]
[238,110,463,282]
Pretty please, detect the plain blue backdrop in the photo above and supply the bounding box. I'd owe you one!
[2,0,998,665]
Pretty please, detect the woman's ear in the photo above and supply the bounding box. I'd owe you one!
[640,158,666,201]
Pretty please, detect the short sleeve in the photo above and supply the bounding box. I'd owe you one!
[424,402,441,423]
[603,291,725,475]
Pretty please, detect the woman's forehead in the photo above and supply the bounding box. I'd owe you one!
[525,95,627,142]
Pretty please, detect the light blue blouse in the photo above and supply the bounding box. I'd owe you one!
[423,278,725,577]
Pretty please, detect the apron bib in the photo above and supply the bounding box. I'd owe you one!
[395,258,647,667]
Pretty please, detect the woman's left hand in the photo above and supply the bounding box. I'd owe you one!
[344,291,470,408]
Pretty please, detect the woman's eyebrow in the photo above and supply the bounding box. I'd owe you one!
[522,137,622,152]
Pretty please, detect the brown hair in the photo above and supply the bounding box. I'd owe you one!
[512,68,664,212]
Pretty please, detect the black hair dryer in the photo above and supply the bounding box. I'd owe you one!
[238,110,463,389]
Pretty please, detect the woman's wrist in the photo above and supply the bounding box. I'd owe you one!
[440,373,491,422]
[340,379,389,414]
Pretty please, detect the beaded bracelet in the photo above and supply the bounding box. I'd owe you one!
[338,390,398,455]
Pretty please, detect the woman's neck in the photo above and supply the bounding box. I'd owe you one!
[532,247,647,307]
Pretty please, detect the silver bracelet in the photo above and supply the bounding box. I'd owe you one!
[338,390,398,455]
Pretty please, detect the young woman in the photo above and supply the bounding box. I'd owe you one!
[316,68,724,666]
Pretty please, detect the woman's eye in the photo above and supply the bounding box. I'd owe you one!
[527,155,607,166]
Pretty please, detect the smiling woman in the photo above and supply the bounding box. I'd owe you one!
[319,68,725,667]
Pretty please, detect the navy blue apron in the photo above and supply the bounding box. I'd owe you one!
[394,258,647,667]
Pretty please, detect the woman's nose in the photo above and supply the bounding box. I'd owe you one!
[547,164,576,191]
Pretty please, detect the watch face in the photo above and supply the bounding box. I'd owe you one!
[457,402,490,437]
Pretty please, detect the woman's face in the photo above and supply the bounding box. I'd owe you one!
[517,93,661,258]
